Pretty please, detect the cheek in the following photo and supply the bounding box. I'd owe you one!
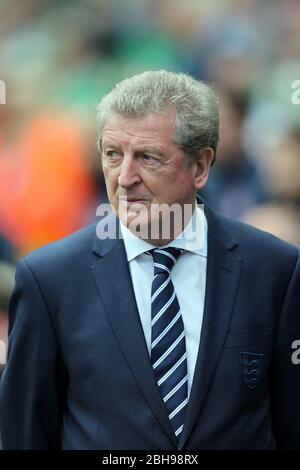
[145,172,192,199]
[103,169,118,192]
[172,173,195,195]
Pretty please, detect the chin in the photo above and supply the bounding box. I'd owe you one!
[124,213,152,239]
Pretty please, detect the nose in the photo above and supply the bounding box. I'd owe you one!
[118,156,141,188]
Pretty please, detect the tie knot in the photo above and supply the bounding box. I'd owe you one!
[150,247,182,275]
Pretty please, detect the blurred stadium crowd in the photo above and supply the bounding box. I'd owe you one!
[0,0,300,361]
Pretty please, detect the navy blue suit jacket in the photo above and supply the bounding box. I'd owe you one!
[0,205,300,449]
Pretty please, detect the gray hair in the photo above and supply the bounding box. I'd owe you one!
[96,70,219,166]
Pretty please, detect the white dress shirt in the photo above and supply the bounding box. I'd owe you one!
[120,204,208,396]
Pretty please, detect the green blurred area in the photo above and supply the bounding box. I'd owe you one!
[0,0,300,260]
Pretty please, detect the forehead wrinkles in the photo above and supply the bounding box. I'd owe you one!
[103,129,170,152]
[103,113,177,148]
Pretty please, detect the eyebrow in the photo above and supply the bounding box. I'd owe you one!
[101,140,119,150]
[102,141,166,159]
[137,147,165,158]
[101,139,118,147]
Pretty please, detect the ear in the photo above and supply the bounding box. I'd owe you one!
[193,147,215,190]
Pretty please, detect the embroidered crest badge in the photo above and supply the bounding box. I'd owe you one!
[240,352,264,390]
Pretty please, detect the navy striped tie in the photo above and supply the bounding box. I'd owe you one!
[150,247,188,441]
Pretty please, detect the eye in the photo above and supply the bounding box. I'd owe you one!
[141,154,159,164]
[142,154,153,161]
[105,150,122,161]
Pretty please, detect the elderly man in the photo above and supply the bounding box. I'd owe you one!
[0,71,299,450]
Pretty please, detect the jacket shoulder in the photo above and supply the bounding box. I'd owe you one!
[22,223,98,274]
[216,212,299,266]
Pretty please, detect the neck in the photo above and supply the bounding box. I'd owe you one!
[131,200,196,246]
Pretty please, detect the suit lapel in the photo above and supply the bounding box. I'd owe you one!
[179,205,242,449]
[91,213,177,446]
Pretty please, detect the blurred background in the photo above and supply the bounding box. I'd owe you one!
[0,0,300,369]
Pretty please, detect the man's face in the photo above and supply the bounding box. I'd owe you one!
[101,112,210,243]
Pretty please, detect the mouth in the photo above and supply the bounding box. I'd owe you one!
[119,196,149,204]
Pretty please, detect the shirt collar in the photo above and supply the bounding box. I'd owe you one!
[120,202,207,262]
